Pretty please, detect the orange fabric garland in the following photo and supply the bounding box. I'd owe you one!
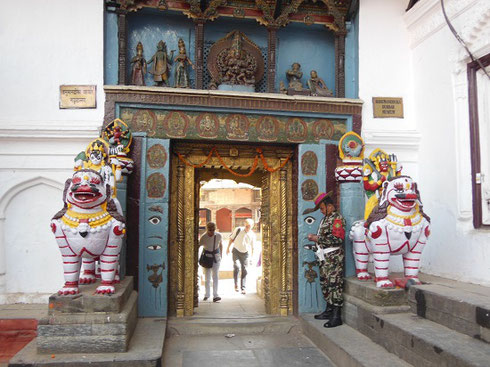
[176,146,292,177]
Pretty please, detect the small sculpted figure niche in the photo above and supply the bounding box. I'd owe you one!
[148,40,174,87]
[174,38,194,88]
[307,70,333,97]
[130,42,147,86]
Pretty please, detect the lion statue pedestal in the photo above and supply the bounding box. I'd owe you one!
[37,276,137,354]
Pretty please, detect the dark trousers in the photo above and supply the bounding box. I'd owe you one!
[232,248,248,290]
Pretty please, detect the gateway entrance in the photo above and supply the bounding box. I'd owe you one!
[168,142,296,316]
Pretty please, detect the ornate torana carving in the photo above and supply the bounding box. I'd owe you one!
[207,30,264,90]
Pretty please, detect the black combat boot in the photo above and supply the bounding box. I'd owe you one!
[323,305,342,328]
[314,303,333,320]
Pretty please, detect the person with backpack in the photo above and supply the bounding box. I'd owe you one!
[199,222,223,302]
[226,218,256,294]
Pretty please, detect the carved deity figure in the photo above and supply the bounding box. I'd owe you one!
[286,62,303,91]
[130,42,147,86]
[148,40,174,86]
[363,148,402,219]
[307,70,333,97]
[174,38,194,88]
[217,33,257,86]
[74,139,115,196]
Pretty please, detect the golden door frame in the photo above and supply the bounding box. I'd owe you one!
[168,142,296,317]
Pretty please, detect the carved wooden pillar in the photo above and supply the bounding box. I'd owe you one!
[279,165,288,316]
[117,10,128,85]
[267,27,278,93]
[194,20,205,89]
[334,31,346,98]
[176,164,185,317]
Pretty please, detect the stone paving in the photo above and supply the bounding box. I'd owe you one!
[163,279,335,366]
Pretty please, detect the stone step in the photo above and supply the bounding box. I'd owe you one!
[345,276,408,307]
[344,293,411,340]
[299,314,412,367]
[9,318,166,367]
[367,312,490,367]
[37,291,138,354]
[48,276,134,314]
[408,282,490,343]
[167,315,301,336]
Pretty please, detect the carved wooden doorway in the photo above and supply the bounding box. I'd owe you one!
[168,142,296,316]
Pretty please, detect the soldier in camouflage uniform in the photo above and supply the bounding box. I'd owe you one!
[307,192,346,328]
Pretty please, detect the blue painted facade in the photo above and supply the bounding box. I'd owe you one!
[104,10,358,95]
[297,143,326,313]
[105,7,361,317]
[339,181,364,277]
[137,135,170,317]
[127,10,195,88]
[345,11,360,99]
[277,23,336,95]
[104,11,119,85]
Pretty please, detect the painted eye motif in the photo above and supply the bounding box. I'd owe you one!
[304,216,316,225]
[147,244,162,250]
[149,216,161,225]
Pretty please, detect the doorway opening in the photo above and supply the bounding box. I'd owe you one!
[196,178,264,317]
[168,142,296,317]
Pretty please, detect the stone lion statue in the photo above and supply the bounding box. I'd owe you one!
[350,175,431,288]
[50,169,126,295]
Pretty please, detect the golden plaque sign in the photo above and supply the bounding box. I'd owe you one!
[59,85,96,109]
[372,97,403,118]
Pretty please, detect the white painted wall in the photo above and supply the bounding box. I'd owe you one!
[359,0,490,284]
[0,0,103,303]
[359,0,418,272]
[404,0,490,285]
[1,0,488,304]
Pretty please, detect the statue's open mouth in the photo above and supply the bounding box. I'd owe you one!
[70,190,101,203]
[393,193,418,210]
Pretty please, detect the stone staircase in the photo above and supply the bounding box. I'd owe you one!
[301,273,490,367]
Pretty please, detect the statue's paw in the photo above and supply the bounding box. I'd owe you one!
[79,274,96,284]
[58,287,79,296]
[95,285,115,295]
[357,272,372,281]
[376,280,394,288]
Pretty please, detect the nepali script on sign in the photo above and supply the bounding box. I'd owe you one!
[60,85,96,109]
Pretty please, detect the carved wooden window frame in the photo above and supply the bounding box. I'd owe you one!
[468,53,490,228]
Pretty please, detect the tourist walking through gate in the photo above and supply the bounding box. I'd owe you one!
[199,222,223,302]
[226,218,256,294]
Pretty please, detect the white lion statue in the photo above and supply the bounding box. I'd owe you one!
[50,169,126,295]
[350,175,431,288]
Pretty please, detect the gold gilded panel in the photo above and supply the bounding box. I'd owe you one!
[184,165,196,316]
[168,158,177,316]
[168,143,295,316]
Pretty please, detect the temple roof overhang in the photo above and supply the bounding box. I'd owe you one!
[107,0,356,33]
